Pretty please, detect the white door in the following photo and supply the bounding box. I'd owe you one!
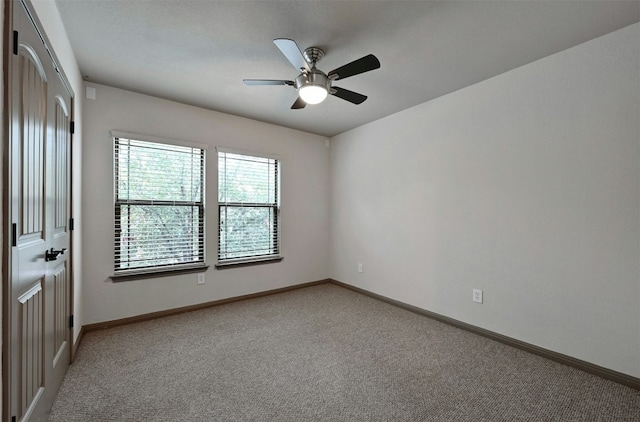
[5,1,73,421]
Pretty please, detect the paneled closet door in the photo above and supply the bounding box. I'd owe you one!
[6,1,73,421]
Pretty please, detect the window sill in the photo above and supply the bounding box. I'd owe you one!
[215,256,283,269]
[111,264,210,282]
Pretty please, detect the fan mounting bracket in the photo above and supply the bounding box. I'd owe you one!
[303,47,325,66]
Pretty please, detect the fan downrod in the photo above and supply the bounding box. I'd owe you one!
[303,47,325,66]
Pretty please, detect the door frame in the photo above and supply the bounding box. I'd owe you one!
[2,0,76,419]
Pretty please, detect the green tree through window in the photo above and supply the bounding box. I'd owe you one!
[114,135,205,272]
[218,150,280,263]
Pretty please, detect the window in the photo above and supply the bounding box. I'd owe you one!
[217,149,281,265]
[113,132,206,274]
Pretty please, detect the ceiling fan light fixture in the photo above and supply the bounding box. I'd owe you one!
[245,39,380,109]
[299,85,328,104]
[296,70,329,105]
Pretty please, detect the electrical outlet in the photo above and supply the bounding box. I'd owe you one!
[197,273,205,285]
[358,263,363,273]
[473,289,483,304]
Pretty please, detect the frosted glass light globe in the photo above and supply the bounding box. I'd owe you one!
[299,85,328,105]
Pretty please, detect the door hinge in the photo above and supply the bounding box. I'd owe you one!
[69,217,74,231]
[69,315,74,329]
[13,31,18,55]
[70,121,75,134]
[12,223,17,247]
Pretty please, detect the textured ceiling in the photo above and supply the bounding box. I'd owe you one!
[54,1,639,137]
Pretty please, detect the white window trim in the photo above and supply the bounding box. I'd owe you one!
[215,146,279,161]
[111,131,208,278]
[111,130,209,151]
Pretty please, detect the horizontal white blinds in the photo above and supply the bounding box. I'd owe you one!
[114,137,205,271]
[116,139,203,204]
[218,151,280,262]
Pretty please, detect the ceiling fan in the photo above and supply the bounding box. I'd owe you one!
[243,38,381,109]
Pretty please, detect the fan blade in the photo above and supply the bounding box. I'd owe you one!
[291,97,306,109]
[243,79,294,86]
[274,38,309,71]
[331,86,368,104]
[328,54,380,80]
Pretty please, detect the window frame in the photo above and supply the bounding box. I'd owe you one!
[216,147,282,267]
[111,131,208,278]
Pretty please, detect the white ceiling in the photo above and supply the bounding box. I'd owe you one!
[54,1,639,137]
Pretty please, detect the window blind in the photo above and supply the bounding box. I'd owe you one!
[114,137,205,272]
[218,150,280,263]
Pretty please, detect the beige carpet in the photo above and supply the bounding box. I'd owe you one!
[49,283,639,421]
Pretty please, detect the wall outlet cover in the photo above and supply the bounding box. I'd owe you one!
[473,289,483,303]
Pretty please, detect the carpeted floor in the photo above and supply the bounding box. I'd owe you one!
[49,283,639,421]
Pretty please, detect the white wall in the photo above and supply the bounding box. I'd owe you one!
[82,84,330,324]
[29,0,85,345]
[329,23,640,377]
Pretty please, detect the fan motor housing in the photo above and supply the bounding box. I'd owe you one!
[295,69,330,90]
